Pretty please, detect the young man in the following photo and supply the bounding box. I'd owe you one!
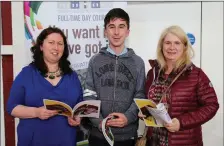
[84,8,145,146]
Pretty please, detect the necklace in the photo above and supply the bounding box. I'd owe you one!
[45,68,62,79]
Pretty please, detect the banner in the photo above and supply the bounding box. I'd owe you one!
[24,1,127,145]
[24,1,126,86]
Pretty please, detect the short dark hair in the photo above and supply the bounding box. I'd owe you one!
[30,26,73,76]
[104,8,130,29]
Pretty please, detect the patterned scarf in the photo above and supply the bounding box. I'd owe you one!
[147,65,188,146]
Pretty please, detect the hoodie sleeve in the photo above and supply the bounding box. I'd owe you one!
[83,57,103,130]
[124,59,146,125]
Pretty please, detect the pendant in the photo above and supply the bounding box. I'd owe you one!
[49,75,55,79]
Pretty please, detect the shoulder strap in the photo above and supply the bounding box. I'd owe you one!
[159,64,190,103]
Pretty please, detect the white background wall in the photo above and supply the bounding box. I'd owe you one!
[127,2,202,71]
[1,2,223,146]
[201,2,223,146]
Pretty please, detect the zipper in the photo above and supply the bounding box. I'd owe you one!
[112,56,118,112]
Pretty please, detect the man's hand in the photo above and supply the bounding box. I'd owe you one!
[106,113,128,128]
[164,118,180,132]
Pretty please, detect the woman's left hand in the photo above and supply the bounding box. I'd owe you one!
[68,116,81,126]
[164,118,180,132]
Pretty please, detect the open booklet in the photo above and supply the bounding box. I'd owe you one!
[134,98,172,127]
[102,116,115,146]
[43,99,101,118]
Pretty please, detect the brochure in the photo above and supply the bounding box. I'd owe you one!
[102,116,115,146]
[43,99,101,118]
[134,98,172,127]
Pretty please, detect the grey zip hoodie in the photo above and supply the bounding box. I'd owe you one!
[84,47,146,141]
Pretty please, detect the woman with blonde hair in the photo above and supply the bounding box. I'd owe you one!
[139,25,219,146]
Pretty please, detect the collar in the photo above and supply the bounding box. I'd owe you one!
[106,46,127,56]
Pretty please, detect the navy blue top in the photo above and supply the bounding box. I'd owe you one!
[7,65,83,146]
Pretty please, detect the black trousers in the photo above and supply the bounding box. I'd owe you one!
[88,135,136,146]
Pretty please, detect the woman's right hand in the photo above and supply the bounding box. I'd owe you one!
[138,112,146,120]
[35,106,58,120]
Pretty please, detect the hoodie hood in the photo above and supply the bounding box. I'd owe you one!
[148,59,194,76]
[148,59,159,68]
[99,47,136,58]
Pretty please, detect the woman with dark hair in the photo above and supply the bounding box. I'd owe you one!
[7,26,83,146]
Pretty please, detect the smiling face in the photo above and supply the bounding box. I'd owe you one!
[104,18,130,50]
[40,33,64,64]
[162,33,184,63]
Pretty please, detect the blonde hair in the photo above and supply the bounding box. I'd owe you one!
[156,25,194,71]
